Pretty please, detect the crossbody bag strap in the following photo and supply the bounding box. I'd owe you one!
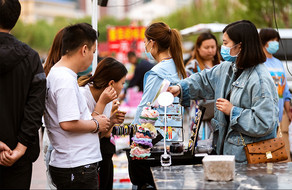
[239,133,246,146]
[277,125,282,138]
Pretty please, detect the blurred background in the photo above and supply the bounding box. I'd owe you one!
[15,0,292,61]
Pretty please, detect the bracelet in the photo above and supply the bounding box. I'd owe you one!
[93,111,100,116]
[92,118,99,133]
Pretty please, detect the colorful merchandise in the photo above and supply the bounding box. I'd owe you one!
[130,106,159,159]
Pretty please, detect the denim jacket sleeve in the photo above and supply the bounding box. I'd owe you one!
[132,72,163,124]
[179,66,218,107]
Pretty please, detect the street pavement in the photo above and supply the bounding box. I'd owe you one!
[30,132,47,189]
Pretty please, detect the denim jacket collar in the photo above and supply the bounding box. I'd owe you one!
[232,65,255,89]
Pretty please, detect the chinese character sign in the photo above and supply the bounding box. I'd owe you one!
[108,26,146,63]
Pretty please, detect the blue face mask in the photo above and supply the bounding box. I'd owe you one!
[220,44,239,63]
[266,41,279,54]
[145,41,155,61]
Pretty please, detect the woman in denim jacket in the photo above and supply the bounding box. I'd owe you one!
[133,22,187,125]
[169,20,279,163]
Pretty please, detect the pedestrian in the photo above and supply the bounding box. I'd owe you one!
[126,51,154,92]
[44,23,110,189]
[42,28,65,190]
[259,28,292,122]
[78,57,128,190]
[185,32,220,76]
[168,20,279,163]
[259,28,292,162]
[133,22,187,124]
[185,32,221,142]
[130,21,187,189]
[0,0,46,189]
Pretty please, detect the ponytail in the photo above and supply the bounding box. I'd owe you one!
[145,22,187,79]
[78,75,93,87]
[169,29,187,79]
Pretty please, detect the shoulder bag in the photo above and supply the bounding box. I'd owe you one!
[240,127,288,164]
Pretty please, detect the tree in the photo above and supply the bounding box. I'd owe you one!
[11,16,131,54]
[238,0,292,28]
[156,0,292,30]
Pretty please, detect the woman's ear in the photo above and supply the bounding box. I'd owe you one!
[108,80,114,87]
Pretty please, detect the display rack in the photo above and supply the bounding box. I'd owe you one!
[154,102,184,143]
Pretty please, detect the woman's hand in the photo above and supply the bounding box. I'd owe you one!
[167,85,181,97]
[110,110,126,126]
[111,99,120,114]
[99,86,117,105]
[216,98,233,115]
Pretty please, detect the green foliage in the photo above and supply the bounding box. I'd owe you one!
[238,0,292,28]
[11,15,130,54]
[155,0,238,30]
[156,0,292,30]
[10,0,292,54]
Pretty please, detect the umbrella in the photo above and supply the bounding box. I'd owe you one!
[180,23,227,36]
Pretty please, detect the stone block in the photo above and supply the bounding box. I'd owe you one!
[202,155,235,181]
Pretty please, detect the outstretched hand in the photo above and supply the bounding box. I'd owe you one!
[167,85,181,97]
[216,98,233,115]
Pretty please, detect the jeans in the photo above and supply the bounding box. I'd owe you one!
[49,162,99,189]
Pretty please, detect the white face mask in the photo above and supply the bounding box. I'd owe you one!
[145,41,155,61]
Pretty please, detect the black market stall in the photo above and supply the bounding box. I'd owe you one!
[120,105,207,189]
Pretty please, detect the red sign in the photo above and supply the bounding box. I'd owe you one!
[107,26,146,63]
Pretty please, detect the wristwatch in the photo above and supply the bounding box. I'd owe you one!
[92,117,99,133]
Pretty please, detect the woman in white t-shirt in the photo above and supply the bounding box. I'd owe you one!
[78,57,128,190]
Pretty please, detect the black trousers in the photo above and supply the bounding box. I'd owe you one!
[99,153,113,190]
[0,161,32,189]
[49,162,99,189]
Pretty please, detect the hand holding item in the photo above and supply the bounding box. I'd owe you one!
[99,86,117,105]
[93,114,110,134]
[167,85,181,97]
[111,99,120,114]
[216,98,233,115]
[110,110,126,125]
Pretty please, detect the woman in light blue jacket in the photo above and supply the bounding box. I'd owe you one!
[133,22,187,126]
[169,20,279,163]
[130,22,187,189]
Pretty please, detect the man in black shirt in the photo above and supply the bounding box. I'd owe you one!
[0,0,46,188]
[127,51,154,92]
